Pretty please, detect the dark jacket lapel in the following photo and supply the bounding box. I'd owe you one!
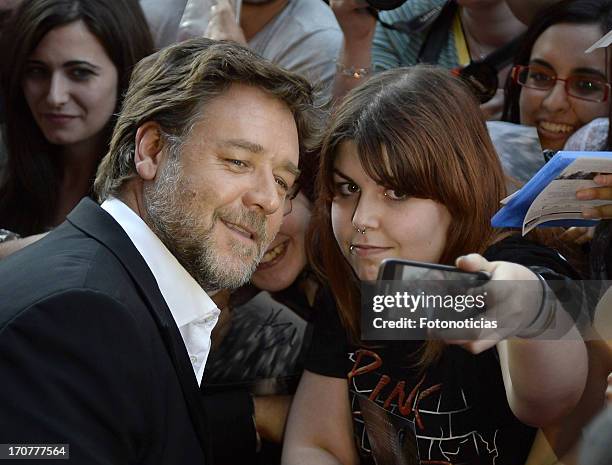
[67,198,212,462]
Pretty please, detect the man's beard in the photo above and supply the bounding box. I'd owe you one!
[143,157,270,291]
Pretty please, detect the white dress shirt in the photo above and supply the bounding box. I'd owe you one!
[101,197,219,385]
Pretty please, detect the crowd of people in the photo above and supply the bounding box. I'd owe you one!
[0,0,611,464]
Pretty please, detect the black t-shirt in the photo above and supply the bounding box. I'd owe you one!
[305,235,578,465]
[204,277,315,395]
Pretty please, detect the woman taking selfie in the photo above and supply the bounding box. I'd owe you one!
[282,66,587,465]
[0,0,153,237]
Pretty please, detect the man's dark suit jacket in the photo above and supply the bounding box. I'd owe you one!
[0,198,218,464]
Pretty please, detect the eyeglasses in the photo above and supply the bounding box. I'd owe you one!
[283,183,300,217]
[511,64,610,103]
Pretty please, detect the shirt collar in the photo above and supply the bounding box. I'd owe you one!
[100,197,218,327]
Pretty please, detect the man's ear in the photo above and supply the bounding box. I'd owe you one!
[134,122,164,181]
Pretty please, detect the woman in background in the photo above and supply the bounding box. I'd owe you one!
[0,0,153,237]
[503,0,612,151]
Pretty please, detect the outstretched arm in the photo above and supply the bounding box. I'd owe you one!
[451,254,588,427]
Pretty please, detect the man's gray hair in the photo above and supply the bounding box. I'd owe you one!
[94,38,319,200]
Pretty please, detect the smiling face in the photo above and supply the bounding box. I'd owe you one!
[330,141,452,282]
[22,20,118,150]
[519,22,609,151]
[251,192,312,292]
[143,84,300,291]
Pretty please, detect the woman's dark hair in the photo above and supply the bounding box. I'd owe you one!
[94,38,318,200]
[297,148,319,204]
[503,0,612,123]
[0,0,154,236]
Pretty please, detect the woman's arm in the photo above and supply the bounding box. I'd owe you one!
[329,0,377,101]
[282,370,358,465]
[497,333,587,427]
[454,254,588,427]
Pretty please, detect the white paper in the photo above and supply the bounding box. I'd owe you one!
[522,157,612,234]
[586,29,612,53]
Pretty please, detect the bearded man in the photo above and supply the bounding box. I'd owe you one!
[0,38,316,464]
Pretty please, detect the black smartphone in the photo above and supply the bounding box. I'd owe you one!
[377,258,491,284]
[363,259,491,340]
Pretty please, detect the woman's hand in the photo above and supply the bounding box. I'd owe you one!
[431,254,545,354]
[205,0,247,44]
[479,88,504,121]
[330,0,377,44]
[0,232,47,260]
[437,254,586,425]
[577,174,612,219]
[560,226,595,245]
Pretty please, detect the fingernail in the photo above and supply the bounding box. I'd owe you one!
[594,174,607,184]
[582,207,598,219]
[576,190,592,200]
